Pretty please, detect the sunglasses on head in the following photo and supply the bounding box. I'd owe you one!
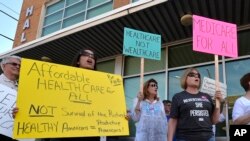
[5,62,21,67]
[149,83,158,88]
[187,72,200,78]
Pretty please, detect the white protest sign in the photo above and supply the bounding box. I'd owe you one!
[0,84,17,138]
[0,84,35,141]
[201,77,227,99]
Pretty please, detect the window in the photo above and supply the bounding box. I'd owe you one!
[132,0,141,3]
[168,43,215,68]
[96,59,115,73]
[42,0,113,36]
[168,64,223,101]
[124,48,166,76]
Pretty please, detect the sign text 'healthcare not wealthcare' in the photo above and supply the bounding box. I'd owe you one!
[123,27,161,60]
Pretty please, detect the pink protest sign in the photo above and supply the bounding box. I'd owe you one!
[193,15,238,58]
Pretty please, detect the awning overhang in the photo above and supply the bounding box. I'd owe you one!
[1,0,250,66]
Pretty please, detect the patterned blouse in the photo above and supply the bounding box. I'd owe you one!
[132,99,167,141]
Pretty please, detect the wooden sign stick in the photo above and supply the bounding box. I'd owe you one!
[140,58,144,93]
[214,55,220,109]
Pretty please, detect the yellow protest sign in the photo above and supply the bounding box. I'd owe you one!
[13,58,129,138]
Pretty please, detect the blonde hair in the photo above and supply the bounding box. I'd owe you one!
[180,67,201,89]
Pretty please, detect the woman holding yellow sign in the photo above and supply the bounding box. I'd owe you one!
[12,49,99,141]
[52,48,98,141]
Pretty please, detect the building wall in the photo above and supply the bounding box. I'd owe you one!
[114,0,130,9]
[13,0,131,48]
[13,0,46,48]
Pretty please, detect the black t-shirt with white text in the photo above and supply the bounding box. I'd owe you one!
[170,91,214,141]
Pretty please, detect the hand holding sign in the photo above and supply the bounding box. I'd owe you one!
[12,107,19,118]
[193,15,237,108]
[201,77,227,99]
[214,91,224,104]
[0,84,17,138]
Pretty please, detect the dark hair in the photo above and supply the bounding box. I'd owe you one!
[143,78,158,100]
[240,73,250,92]
[163,100,172,104]
[71,48,97,70]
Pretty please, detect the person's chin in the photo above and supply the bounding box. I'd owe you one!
[13,72,19,75]
[86,66,94,70]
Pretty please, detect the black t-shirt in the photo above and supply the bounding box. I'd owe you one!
[170,91,214,141]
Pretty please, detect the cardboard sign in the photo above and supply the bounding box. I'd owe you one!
[193,15,238,58]
[13,59,129,138]
[123,27,161,60]
[201,77,227,99]
[0,84,16,138]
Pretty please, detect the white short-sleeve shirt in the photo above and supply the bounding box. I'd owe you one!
[232,96,250,124]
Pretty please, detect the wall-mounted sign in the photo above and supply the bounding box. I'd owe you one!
[21,6,33,43]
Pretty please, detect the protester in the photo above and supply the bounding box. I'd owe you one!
[71,48,96,70]
[0,55,21,90]
[167,67,223,141]
[52,48,99,141]
[12,49,99,141]
[0,55,21,141]
[232,73,250,125]
[132,78,167,141]
[163,100,176,141]
[163,100,172,122]
[70,48,120,141]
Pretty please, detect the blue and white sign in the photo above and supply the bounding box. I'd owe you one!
[123,27,161,60]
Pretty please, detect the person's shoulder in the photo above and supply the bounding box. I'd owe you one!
[0,73,5,81]
[172,91,186,99]
[199,91,211,97]
[176,91,186,95]
[235,96,247,104]
[199,91,208,95]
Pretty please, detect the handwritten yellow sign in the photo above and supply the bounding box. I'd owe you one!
[13,58,129,138]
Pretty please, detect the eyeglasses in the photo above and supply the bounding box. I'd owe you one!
[5,62,21,67]
[149,83,158,88]
[187,72,200,78]
[80,52,95,59]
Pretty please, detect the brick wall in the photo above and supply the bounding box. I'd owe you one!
[13,0,46,48]
[13,0,131,48]
[114,0,130,9]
